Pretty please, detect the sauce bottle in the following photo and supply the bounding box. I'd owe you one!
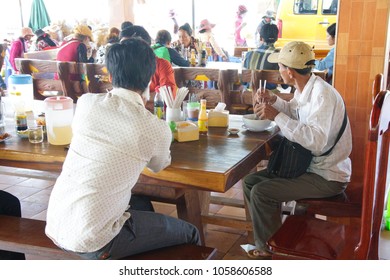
[190,49,196,67]
[198,99,208,134]
[154,91,164,119]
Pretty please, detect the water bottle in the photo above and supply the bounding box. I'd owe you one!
[154,91,164,119]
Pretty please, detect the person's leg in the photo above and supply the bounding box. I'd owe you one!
[129,195,155,212]
[243,170,346,251]
[0,191,26,260]
[78,209,200,260]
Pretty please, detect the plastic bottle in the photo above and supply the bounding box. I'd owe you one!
[154,91,164,119]
[385,188,390,230]
[190,49,196,67]
[200,49,207,67]
[0,96,5,136]
[198,99,208,134]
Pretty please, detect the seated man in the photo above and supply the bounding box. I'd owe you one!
[45,38,200,260]
[243,24,287,91]
[244,41,352,259]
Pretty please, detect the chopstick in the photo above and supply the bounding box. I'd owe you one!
[259,80,267,104]
[160,86,189,109]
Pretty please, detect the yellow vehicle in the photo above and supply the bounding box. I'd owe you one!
[275,0,338,50]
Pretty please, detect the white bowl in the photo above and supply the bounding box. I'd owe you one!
[242,114,272,132]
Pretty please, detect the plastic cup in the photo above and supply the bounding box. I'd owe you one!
[166,108,182,122]
[28,126,44,143]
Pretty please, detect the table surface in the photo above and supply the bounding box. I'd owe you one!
[0,115,279,193]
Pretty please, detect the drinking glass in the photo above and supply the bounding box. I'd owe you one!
[28,126,44,143]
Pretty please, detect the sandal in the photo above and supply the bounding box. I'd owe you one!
[247,249,272,260]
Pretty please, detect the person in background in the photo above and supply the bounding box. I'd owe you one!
[235,5,248,47]
[121,21,133,31]
[0,43,7,95]
[315,23,336,84]
[9,27,34,72]
[0,191,25,260]
[34,29,59,51]
[198,19,228,61]
[243,24,288,91]
[152,30,189,67]
[244,41,352,259]
[45,38,200,259]
[172,23,199,58]
[57,24,95,64]
[255,10,275,48]
[169,9,179,35]
[120,25,177,98]
[96,27,120,64]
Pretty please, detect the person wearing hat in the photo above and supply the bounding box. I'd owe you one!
[56,24,95,65]
[235,5,248,47]
[255,10,275,48]
[9,27,34,72]
[198,19,228,61]
[34,29,58,51]
[243,41,352,259]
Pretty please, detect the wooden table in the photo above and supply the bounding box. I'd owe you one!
[0,115,280,243]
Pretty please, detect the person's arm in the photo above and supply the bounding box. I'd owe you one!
[168,48,190,67]
[147,122,172,172]
[9,40,22,71]
[314,48,334,71]
[208,32,227,60]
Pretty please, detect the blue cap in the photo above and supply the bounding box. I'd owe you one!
[9,74,33,85]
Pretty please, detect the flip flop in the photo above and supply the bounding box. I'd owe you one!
[247,249,272,260]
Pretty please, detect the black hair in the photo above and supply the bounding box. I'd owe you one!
[121,21,133,30]
[282,63,313,76]
[260,24,279,44]
[106,38,156,92]
[156,30,172,45]
[179,23,192,36]
[120,25,152,45]
[327,23,336,37]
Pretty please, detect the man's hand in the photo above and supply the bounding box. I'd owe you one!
[254,103,279,121]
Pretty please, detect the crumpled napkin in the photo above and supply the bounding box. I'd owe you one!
[240,244,257,253]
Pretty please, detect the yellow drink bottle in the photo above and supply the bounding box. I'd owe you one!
[198,99,208,134]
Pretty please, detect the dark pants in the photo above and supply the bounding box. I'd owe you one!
[0,191,26,260]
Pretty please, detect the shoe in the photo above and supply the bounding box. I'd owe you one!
[247,249,272,260]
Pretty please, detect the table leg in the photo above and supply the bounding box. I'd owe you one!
[176,189,205,245]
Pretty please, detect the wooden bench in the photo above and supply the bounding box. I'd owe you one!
[0,215,216,260]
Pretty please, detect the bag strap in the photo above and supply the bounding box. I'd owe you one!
[320,107,347,156]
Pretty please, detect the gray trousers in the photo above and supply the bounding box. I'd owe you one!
[243,170,347,251]
[77,209,201,259]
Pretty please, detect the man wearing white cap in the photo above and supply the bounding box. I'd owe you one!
[9,27,34,72]
[243,41,352,258]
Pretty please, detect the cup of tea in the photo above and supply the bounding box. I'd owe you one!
[28,126,44,144]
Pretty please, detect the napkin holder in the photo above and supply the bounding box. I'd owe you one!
[208,109,229,127]
[174,121,199,142]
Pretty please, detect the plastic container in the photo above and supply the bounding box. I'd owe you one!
[8,74,34,112]
[44,96,74,145]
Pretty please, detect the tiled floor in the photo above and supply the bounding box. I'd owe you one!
[0,166,254,260]
[1,166,389,260]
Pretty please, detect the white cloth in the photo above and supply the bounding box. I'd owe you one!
[273,74,352,182]
[45,88,172,252]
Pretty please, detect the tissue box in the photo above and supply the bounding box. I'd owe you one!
[208,110,229,127]
[174,121,199,142]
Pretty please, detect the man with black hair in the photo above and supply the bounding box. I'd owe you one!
[45,38,200,259]
[243,41,352,259]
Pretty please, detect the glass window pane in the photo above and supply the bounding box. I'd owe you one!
[294,0,318,15]
[322,0,338,15]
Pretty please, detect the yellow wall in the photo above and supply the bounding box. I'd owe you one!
[334,0,390,182]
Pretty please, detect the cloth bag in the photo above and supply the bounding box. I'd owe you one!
[267,137,312,178]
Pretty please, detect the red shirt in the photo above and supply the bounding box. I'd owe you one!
[150,57,177,96]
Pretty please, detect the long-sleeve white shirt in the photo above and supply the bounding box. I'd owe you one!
[46,88,172,252]
[273,74,352,182]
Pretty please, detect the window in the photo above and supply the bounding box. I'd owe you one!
[294,0,318,15]
[322,0,338,15]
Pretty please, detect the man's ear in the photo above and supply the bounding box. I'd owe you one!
[286,67,294,79]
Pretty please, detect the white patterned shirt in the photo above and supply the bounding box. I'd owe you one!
[45,88,172,252]
[273,74,352,182]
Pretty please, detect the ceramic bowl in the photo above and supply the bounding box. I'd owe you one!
[242,114,272,132]
[227,128,240,135]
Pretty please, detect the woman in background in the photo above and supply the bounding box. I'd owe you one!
[9,27,34,72]
[315,23,336,84]
[198,19,228,61]
[235,5,248,47]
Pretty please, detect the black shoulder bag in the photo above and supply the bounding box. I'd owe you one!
[267,109,347,178]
